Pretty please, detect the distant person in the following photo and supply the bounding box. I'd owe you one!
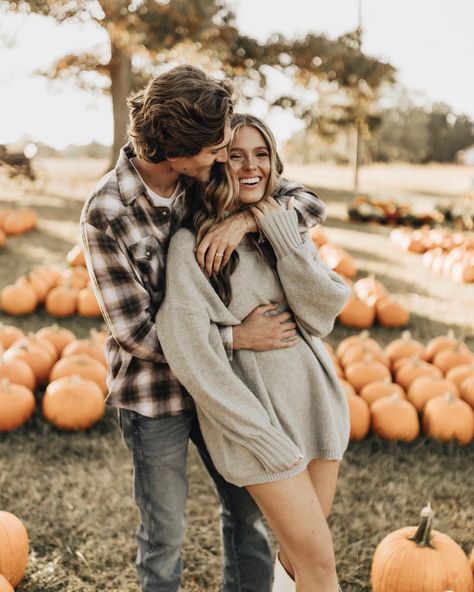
[81,66,327,592]
[157,114,350,591]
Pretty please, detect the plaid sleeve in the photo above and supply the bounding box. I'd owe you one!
[273,179,327,232]
[81,221,167,364]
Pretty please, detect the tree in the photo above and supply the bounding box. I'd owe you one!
[3,0,396,167]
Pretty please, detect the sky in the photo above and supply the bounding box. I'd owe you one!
[1,0,473,149]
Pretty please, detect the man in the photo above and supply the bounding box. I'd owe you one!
[81,65,326,592]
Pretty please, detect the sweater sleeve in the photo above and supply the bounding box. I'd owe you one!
[156,231,303,473]
[258,209,351,338]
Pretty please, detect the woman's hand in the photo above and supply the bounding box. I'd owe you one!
[250,195,294,222]
[196,211,255,276]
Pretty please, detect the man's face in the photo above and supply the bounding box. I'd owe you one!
[167,126,231,183]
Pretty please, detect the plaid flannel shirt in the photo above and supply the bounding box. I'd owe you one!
[80,144,327,418]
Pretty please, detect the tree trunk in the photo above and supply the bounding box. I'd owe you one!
[108,40,133,170]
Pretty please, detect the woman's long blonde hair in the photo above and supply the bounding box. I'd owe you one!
[182,113,283,305]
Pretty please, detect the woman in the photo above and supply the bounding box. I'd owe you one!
[156,114,350,592]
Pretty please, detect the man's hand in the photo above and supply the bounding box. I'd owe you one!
[196,210,258,276]
[251,195,293,222]
[233,303,298,351]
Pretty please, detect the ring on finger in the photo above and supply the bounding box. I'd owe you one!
[215,252,224,258]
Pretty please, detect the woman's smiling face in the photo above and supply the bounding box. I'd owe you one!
[228,125,271,205]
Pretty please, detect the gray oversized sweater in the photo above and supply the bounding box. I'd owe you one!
[156,209,351,486]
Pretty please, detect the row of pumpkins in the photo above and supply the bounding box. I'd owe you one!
[0,245,102,318]
[390,226,474,283]
[311,228,410,329]
[328,330,474,444]
[2,504,474,591]
[0,323,107,432]
[346,195,443,227]
[0,208,37,249]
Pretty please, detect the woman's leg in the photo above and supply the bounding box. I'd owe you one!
[247,469,339,592]
[278,460,340,579]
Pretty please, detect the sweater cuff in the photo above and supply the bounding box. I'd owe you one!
[257,210,303,258]
[218,324,233,361]
[252,428,303,472]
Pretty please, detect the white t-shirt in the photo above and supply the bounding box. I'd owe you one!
[131,158,183,208]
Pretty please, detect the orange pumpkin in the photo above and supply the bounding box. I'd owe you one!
[31,265,61,289]
[346,393,370,441]
[77,284,102,318]
[422,329,457,362]
[319,244,357,278]
[407,375,460,412]
[36,324,77,356]
[385,331,425,364]
[45,284,78,317]
[375,296,409,327]
[56,266,89,290]
[24,272,49,304]
[62,336,106,367]
[0,379,35,432]
[370,393,419,441]
[371,504,474,592]
[66,244,86,267]
[460,375,474,408]
[338,292,376,329]
[50,354,107,394]
[0,511,29,588]
[2,210,32,235]
[345,356,391,393]
[0,280,37,316]
[395,357,443,391]
[359,380,405,407]
[340,344,390,369]
[338,378,356,397]
[353,275,388,304]
[0,324,24,350]
[423,393,474,445]
[432,343,474,375]
[0,358,36,391]
[42,375,105,430]
[3,343,53,385]
[445,363,474,390]
[11,333,58,364]
[336,330,380,359]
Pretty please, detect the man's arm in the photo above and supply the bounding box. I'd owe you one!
[196,179,326,276]
[81,221,167,364]
[273,179,327,232]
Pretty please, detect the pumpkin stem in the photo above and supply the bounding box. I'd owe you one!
[409,504,434,548]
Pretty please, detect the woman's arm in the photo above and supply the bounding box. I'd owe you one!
[256,208,351,338]
[156,230,302,472]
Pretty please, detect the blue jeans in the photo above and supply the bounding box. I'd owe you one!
[119,409,273,592]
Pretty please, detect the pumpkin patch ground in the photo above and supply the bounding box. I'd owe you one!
[1,159,473,591]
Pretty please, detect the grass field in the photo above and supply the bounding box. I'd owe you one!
[1,159,473,591]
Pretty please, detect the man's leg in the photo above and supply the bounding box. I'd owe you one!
[119,409,193,592]
[190,418,273,592]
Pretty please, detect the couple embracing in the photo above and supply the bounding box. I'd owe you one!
[81,65,350,592]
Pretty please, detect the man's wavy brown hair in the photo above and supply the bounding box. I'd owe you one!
[127,65,234,163]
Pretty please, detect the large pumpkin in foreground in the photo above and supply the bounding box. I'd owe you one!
[0,511,29,588]
[371,504,474,592]
[42,375,105,430]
